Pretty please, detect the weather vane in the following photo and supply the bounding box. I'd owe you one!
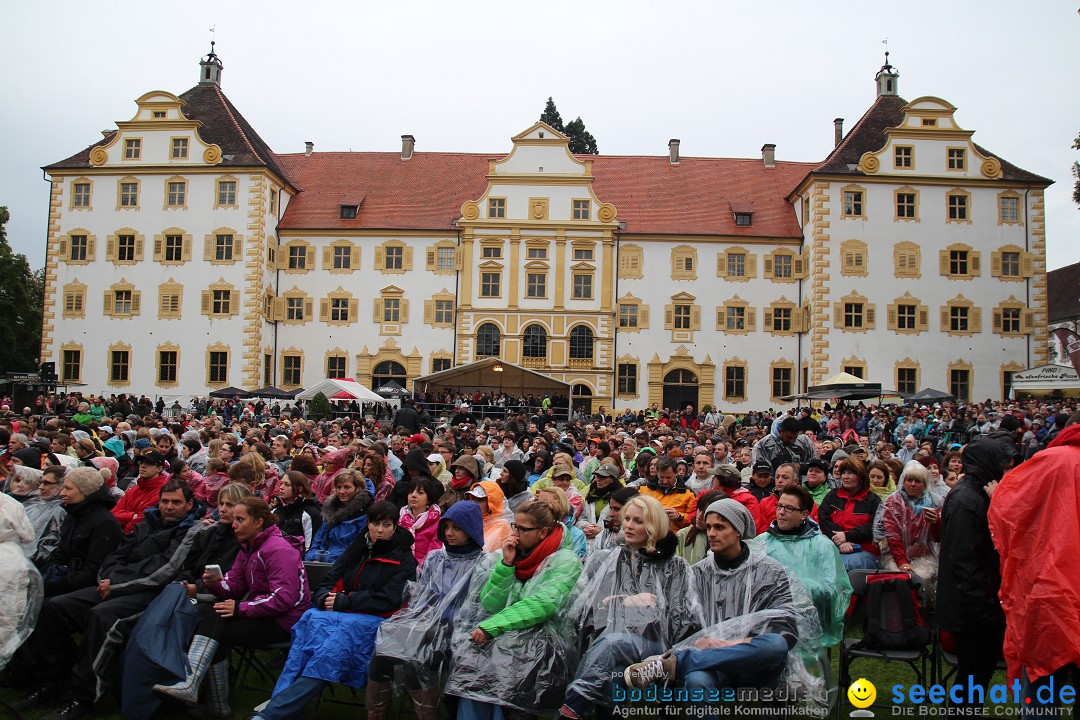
[209,25,216,53]
[882,37,889,64]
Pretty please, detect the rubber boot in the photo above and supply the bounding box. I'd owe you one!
[153,635,219,705]
[410,687,442,720]
[205,660,232,719]
[365,680,394,720]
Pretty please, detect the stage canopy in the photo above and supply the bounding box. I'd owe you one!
[783,372,900,402]
[294,378,384,403]
[413,358,570,397]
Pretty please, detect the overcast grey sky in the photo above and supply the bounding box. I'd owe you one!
[2,0,1076,270]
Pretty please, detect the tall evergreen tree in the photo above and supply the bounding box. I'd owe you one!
[540,97,564,132]
[0,207,43,373]
[564,117,599,155]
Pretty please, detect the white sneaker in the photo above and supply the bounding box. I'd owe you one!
[623,652,676,689]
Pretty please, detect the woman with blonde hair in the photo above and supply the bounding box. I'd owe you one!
[535,485,587,560]
[874,461,942,583]
[559,494,700,719]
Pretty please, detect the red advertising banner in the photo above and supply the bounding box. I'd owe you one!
[1053,327,1080,378]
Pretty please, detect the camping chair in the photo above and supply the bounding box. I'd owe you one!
[936,630,1006,701]
[837,570,934,719]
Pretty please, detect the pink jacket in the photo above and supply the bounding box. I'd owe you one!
[208,525,308,632]
[398,504,442,566]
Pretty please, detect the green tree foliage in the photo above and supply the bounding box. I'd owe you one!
[539,98,599,155]
[307,391,334,421]
[0,207,43,373]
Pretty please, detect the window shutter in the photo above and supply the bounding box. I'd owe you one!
[323,246,333,269]
[182,235,192,261]
[970,307,981,331]
[991,251,1002,277]
[746,254,757,278]
[233,234,243,261]
[794,255,806,278]
[716,253,727,276]
[918,307,929,330]
[424,300,433,324]
[320,299,330,322]
[763,255,774,279]
[304,298,313,322]
[135,236,144,261]
[103,290,114,315]
[865,305,875,328]
[228,291,239,316]
[639,306,649,328]
[106,236,115,261]
[993,310,1003,332]
[426,249,436,271]
[970,252,981,275]
[664,305,674,330]
[400,299,409,322]
[888,304,897,329]
[374,246,385,269]
[153,234,163,261]
[204,235,213,261]
[86,237,96,260]
[939,250,950,276]
[372,299,382,323]
[455,249,463,270]
[941,307,951,330]
[692,306,701,330]
[745,308,756,331]
[272,297,284,321]
[764,309,773,332]
[131,291,141,315]
[58,237,68,258]
[834,303,843,327]
[305,246,315,270]
[1021,252,1034,278]
[1022,309,1034,333]
[350,245,360,269]
[403,246,414,269]
[801,305,811,332]
[201,291,211,315]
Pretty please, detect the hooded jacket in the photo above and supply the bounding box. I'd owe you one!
[209,524,308,632]
[274,497,323,552]
[639,480,697,532]
[311,448,352,504]
[43,485,123,596]
[98,506,204,596]
[399,502,442,566]
[111,472,168,533]
[989,424,1080,682]
[475,480,511,552]
[305,490,373,564]
[314,525,418,616]
[0,493,41,669]
[937,438,1011,633]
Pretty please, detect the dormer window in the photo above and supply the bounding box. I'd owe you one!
[734,213,753,227]
[153,111,166,119]
[339,205,358,219]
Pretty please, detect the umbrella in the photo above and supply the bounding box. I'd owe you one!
[904,388,955,403]
[208,386,250,399]
[249,386,297,400]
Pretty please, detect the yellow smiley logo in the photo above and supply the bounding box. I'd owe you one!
[847,678,877,709]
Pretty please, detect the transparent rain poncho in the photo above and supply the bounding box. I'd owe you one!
[873,486,942,575]
[673,539,828,713]
[372,544,485,687]
[444,528,583,713]
[0,492,44,670]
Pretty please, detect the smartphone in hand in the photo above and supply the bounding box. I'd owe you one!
[204,564,223,581]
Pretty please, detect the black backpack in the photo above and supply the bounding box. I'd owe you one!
[856,573,930,649]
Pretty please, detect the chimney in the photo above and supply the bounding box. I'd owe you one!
[761,143,776,168]
[401,134,415,160]
[304,141,313,157]
[668,139,680,165]
[834,118,844,147]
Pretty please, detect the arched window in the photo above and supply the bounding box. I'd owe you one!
[522,324,548,359]
[569,325,594,360]
[372,361,407,390]
[476,323,501,358]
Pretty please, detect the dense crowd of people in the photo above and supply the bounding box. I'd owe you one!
[0,390,1078,719]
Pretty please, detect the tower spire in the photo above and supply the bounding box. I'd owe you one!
[199,31,223,86]
[875,46,899,97]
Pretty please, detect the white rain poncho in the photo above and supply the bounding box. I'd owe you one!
[444,525,582,713]
[0,492,44,669]
[673,539,828,713]
[22,494,66,568]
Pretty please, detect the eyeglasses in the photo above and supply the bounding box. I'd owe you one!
[776,504,805,514]
[510,522,540,534]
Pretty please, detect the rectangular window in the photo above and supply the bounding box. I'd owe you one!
[217,180,237,205]
[734,213,752,226]
[208,352,229,384]
[434,299,454,325]
[526,247,548,260]
[725,366,746,399]
[572,273,593,300]
[73,182,91,207]
[999,196,1019,223]
[844,366,865,379]
[772,367,792,399]
[432,358,452,373]
[727,253,746,278]
[725,306,746,331]
[332,245,351,269]
[894,146,912,168]
[269,192,276,215]
[110,350,129,382]
[1001,307,1022,334]
[339,205,358,219]
[897,304,917,330]
[62,349,81,382]
[481,246,502,259]
[949,250,969,276]
[124,139,141,160]
[215,234,233,261]
[617,364,638,395]
[331,297,351,323]
[116,234,136,262]
[171,138,189,159]
[167,181,186,207]
[618,304,638,328]
[381,297,400,323]
[282,356,301,386]
[384,245,403,270]
[896,192,917,218]
[164,234,183,262]
[158,351,177,384]
[487,198,505,218]
[286,297,304,321]
[436,246,456,271]
[772,307,792,332]
[950,369,971,403]
[572,200,590,221]
[950,306,969,332]
[69,235,88,262]
[288,245,307,270]
[948,194,968,221]
[480,272,500,298]
[843,190,863,216]
[673,304,691,330]
[573,248,595,261]
[526,272,547,298]
[212,289,231,315]
[327,356,347,379]
[922,118,937,127]
[948,148,966,170]
[113,290,132,315]
[844,302,864,328]
[120,182,139,207]
[1000,251,1021,278]
[153,111,166,119]
[897,368,917,396]
[263,354,272,387]
[773,254,793,279]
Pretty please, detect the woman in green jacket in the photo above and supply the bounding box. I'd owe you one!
[446,499,583,719]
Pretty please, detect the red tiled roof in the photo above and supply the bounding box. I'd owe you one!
[1048,261,1080,324]
[277,151,814,238]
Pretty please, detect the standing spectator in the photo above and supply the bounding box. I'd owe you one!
[752,418,816,473]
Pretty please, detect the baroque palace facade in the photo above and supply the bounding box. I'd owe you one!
[39,51,1051,411]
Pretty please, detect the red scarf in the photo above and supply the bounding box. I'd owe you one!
[514,524,564,581]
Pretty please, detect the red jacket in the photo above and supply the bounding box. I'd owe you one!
[698,487,768,535]
[111,473,167,533]
[817,485,881,555]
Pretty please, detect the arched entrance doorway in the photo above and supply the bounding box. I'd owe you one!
[372,361,407,391]
[572,384,593,415]
[663,369,698,413]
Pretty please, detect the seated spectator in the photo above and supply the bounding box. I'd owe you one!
[427,452,452,488]
[0,492,43,670]
[536,485,588,560]
[305,469,373,564]
[867,459,897,500]
[19,465,68,570]
[639,456,697,533]
[111,450,169,534]
[169,460,207,503]
[818,457,881,571]
[875,460,942,583]
[310,447,351,504]
[707,464,766,535]
[676,489,727,566]
[581,462,623,529]
[466,480,511,553]
[590,486,637,553]
[440,454,482,511]
[747,462,775,502]
[398,476,444,566]
[758,462,819,528]
[801,458,831,506]
[271,471,322,552]
[496,459,532,514]
[254,502,417,720]
[201,458,230,509]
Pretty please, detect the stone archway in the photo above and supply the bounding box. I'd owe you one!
[648,347,716,412]
[662,368,699,414]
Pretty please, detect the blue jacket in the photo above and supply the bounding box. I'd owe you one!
[304,492,371,564]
